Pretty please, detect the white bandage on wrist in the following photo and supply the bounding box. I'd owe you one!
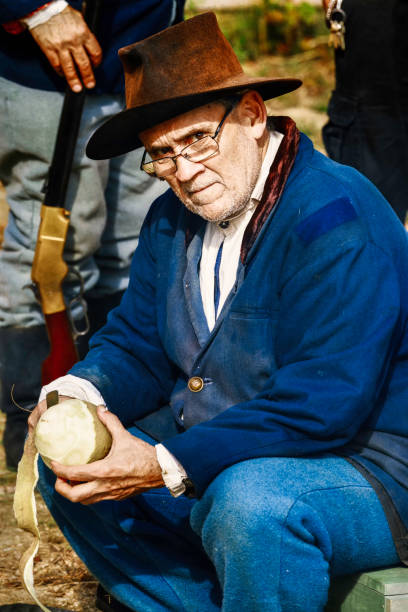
[21,0,69,30]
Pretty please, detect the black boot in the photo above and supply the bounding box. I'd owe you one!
[3,409,30,471]
[0,325,49,470]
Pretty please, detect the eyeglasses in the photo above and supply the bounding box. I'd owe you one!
[140,104,235,178]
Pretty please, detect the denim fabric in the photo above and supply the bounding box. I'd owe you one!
[0,76,166,327]
[38,447,399,612]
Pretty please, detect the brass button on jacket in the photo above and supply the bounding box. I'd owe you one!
[188,376,204,392]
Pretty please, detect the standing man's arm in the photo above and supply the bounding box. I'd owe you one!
[1,1,102,91]
[29,4,102,91]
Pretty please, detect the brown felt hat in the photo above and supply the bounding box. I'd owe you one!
[86,12,302,160]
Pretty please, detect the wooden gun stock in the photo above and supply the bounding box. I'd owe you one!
[42,312,78,384]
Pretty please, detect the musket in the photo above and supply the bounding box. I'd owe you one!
[31,0,101,385]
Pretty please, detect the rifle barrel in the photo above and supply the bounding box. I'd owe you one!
[44,90,86,207]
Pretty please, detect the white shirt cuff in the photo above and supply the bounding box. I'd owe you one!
[155,443,188,497]
[39,374,106,407]
[21,0,68,29]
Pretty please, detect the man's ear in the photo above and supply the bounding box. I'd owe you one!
[236,90,267,139]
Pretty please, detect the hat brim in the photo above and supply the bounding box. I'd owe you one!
[86,77,302,160]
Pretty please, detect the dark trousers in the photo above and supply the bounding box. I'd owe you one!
[323,93,408,223]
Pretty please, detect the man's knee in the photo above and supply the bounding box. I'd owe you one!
[190,460,294,552]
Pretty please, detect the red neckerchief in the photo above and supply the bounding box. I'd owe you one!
[240,116,300,263]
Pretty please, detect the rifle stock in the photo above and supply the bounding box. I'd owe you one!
[42,312,78,384]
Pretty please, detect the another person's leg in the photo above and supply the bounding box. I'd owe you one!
[88,139,166,303]
[0,77,65,468]
[191,455,400,612]
[78,118,166,348]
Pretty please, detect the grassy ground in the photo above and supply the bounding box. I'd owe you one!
[243,42,334,151]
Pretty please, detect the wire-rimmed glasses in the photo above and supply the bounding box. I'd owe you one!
[140,104,235,178]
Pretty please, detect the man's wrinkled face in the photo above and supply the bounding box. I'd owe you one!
[139,98,266,222]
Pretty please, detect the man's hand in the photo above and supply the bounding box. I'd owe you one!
[29,5,102,92]
[49,407,165,504]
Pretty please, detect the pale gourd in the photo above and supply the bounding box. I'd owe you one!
[34,398,112,467]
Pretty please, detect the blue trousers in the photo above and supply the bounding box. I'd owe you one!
[38,437,399,612]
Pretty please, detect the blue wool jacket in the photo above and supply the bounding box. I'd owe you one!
[71,133,408,561]
[0,0,184,93]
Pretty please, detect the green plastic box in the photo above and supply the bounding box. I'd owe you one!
[326,567,408,611]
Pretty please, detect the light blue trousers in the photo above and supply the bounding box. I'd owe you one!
[0,76,165,327]
[38,429,400,612]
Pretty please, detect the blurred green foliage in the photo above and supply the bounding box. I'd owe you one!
[186,2,327,62]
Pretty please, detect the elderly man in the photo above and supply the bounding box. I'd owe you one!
[29,12,408,612]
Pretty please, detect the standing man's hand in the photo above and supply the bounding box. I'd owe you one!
[29,5,102,92]
[49,407,165,504]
